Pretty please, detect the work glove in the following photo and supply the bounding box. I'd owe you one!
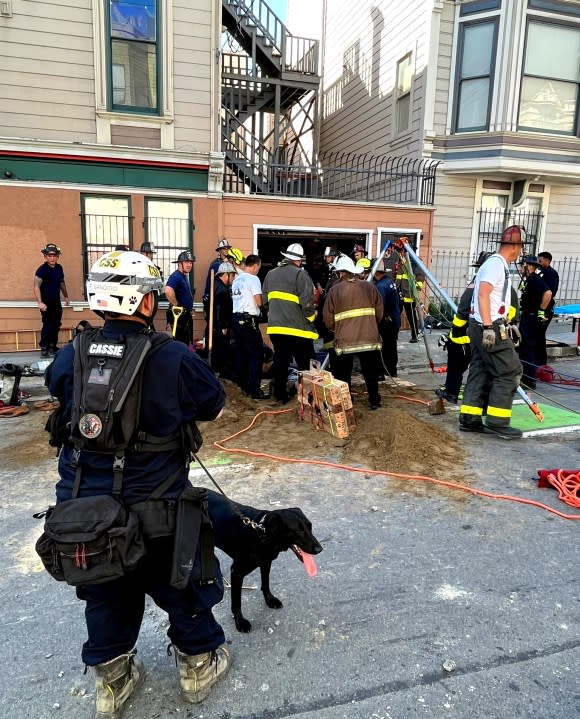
[537,309,547,323]
[507,324,521,348]
[481,326,496,351]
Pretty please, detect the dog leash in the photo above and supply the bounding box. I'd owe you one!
[193,453,266,535]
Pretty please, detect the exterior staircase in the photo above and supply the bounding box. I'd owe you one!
[221,0,320,194]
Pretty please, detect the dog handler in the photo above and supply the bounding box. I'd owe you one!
[45,251,230,717]
[459,226,524,439]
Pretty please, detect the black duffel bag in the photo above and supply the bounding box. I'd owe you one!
[35,495,146,586]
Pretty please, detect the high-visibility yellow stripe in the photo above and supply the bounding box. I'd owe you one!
[487,406,512,418]
[508,306,517,321]
[306,313,315,322]
[267,326,318,339]
[403,297,415,303]
[452,316,467,328]
[334,307,375,322]
[267,291,300,304]
[336,342,382,355]
[459,405,483,416]
[396,274,409,280]
[449,335,470,345]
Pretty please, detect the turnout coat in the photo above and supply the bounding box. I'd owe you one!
[323,277,383,354]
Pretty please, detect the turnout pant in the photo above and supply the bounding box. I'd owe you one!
[460,320,522,428]
[270,335,315,402]
[232,315,263,395]
[77,536,225,666]
[378,320,399,377]
[402,301,419,340]
[445,341,471,399]
[331,350,381,406]
[40,299,63,350]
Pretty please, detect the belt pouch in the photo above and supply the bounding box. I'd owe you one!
[170,486,213,590]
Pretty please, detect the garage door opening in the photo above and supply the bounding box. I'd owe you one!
[256,227,369,287]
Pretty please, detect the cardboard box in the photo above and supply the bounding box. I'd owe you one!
[297,364,355,437]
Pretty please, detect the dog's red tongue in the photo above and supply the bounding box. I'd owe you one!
[292,545,317,576]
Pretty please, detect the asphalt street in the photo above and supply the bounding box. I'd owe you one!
[1,320,579,719]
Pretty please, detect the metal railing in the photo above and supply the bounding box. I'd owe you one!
[476,208,544,256]
[225,0,318,75]
[429,249,580,309]
[223,151,439,204]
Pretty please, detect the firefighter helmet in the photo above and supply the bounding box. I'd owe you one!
[86,251,163,317]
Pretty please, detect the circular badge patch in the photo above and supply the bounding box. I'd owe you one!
[79,413,103,439]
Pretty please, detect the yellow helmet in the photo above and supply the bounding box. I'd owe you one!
[356,257,371,270]
[227,247,244,266]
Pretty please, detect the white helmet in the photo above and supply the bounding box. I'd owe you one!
[334,255,363,275]
[281,243,305,261]
[87,251,164,317]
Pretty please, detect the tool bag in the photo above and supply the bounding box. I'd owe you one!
[34,494,146,586]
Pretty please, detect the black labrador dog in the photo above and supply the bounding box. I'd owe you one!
[206,489,323,632]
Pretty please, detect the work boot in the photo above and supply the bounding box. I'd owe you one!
[171,644,231,704]
[483,424,523,440]
[435,388,458,404]
[92,651,144,719]
[40,347,50,358]
[459,418,485,433]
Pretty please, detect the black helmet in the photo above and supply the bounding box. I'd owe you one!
[41,243,61,255]
[173,250,194,263]
[471,251,492,268]
[140,241,156,254]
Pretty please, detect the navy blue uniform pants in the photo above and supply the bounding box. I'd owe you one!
[40,299,62,350]
[76,536,225,665]
[378,320,399,377]
[519,314,544,386]
[232,315,263,395]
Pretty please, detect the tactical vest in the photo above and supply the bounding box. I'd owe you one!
[70,328,182,484]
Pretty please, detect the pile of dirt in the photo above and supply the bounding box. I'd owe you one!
[200,381,467,494]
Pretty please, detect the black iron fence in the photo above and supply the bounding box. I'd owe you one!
[429,249,580,310]
[476,208,544,256]
[224,152,440,205]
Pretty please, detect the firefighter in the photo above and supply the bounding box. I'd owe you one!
[436,252,492,404]
[262,243,317,404]
[318,246,338,292]
[323,255,383,409]
[518,254,552,389]
[351,243,367,262]
[203,239,232,310]
[164,250,194,345]
[34,243,70,357]
[395,238,425,343]
[459,226,525,439]
[374,263,401,379]
[356,257,372,279]
[205,261,236,377]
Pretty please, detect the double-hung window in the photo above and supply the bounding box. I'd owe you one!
[454,18,498,132]
[518,20,580,135]
[395,54,412,134]
[108,0,160,113]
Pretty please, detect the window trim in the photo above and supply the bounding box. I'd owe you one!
[80,193,133,294]
[106,0,162,115]
[395,53,413,136]
[517,17,580,137]
[452,17,499,133]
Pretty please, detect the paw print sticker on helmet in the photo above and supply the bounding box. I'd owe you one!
[129,296,138,305]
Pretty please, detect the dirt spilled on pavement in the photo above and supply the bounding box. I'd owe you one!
[200,381,468,500]
[2,409,56,468]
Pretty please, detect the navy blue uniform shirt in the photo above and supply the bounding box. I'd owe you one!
[203,258,222,298]
[375,276,401,328]
[47,320,225,505]
[36,263,64,302]
[166,270,194,310]
[520,272,550,315]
